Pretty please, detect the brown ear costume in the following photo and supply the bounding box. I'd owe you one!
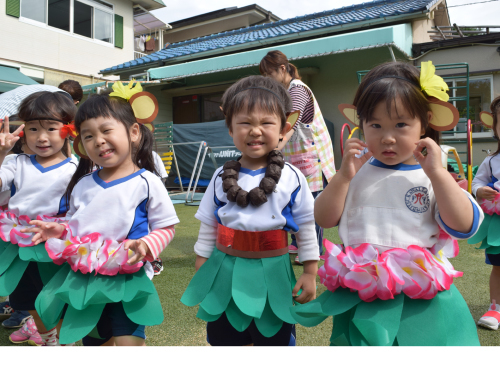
[338,104,360,127]
[73,135,89,160]
[286,110,300,129]
[479,111,494,129]
[72,87,160,160]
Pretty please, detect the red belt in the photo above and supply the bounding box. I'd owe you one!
[216,224,289,258]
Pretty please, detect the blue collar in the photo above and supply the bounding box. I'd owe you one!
[239,167,266,176]
[30,154,72,173]
[369,158,422,171]
[93,168,145,188]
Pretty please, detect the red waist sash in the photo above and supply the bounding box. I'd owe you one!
[216,224,289,258]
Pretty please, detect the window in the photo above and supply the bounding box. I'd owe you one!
[48,0,70,31]
[20,0,45,23]
[445,76,493,136]
[73,1,92,38]
[94,8,112,43]
[20,0,113,44]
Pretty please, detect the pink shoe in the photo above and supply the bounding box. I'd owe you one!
[288,244,298,254]
[9,317,43,346]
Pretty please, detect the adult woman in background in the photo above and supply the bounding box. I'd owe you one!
[260,50,335,258]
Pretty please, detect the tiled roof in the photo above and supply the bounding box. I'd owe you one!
[103,0,439,73]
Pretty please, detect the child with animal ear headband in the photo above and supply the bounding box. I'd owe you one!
[292,61,484,346]
[22,81,179,346]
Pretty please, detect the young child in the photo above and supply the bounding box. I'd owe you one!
[0,92,78,345]
[469,96,500,330]
[23,82,179,346]
[291,61,483,346]
[181,75,319,346]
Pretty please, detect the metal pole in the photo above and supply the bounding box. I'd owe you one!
[190,146,209,203]
[388,46,396,62]
[171,145,184,192]
[185,141,206,204]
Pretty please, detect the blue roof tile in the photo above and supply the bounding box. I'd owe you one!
[103,0,439,73]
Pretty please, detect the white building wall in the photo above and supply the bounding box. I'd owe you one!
[0,0,134,78]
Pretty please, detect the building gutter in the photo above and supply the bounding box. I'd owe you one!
[102,12,426,76]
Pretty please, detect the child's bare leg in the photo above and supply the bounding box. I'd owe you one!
[490,266,500,304]
[114,335,146,346]
[28,310,47,333]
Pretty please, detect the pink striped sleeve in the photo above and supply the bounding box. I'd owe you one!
[141,225,175,262]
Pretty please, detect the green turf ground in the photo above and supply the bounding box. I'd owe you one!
[1,203,499,346]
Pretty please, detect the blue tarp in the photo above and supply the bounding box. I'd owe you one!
[170,118,335,182]
[171,119,239,180]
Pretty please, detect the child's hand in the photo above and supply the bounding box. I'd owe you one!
[339,138,373,182]
[292,272,317,304]
[413,138,444,178]
[0,117,24,155]
[20,221,66,245]
[477,186,499,201]
[124,239,151,265]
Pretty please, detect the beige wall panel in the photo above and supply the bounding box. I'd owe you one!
[412,18,436,44]
[417,46,500,74]
[164,15,250,44]
[0,0,134,78]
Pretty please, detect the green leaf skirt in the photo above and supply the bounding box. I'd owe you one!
[0,239,59,296]
[290,284,479,346]
[181,247,297,338]
[35,265,164,344]
[468,213,500,255]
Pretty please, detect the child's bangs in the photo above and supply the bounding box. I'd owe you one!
[357,79,429,126]
[230,89,284,121]
[18,92,75,123]
[75,95,128,130]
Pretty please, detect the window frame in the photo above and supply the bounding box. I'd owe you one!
[441,74,495,140]
[19,0,114,47]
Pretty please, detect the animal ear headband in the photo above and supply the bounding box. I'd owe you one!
[74,80,159,159]
[338,61,460,132]
[479,111,493,129]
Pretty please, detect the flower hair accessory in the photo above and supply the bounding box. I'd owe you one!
[338,61,459,132]
[420,61,450,102]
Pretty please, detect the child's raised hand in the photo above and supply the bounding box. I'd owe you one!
[292,272,317,304]
[477,186,499,202]
[413,138,444,178]
[339,138,373,181]
[20,221,66,245]
[124,239,151,265]
[0,117,24,155]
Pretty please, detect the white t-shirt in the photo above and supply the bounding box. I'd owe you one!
[338,157,483,252]
[0,154,18,206]
[471,154,500,195]
[195,163,318,261]
[196,163,314,232]
[0,154,77,218]
[152,151,168,179]
[66,168,179,241]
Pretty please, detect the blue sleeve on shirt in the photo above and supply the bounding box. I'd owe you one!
[439,197,481,239]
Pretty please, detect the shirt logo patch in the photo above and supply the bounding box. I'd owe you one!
[405,187,430,213]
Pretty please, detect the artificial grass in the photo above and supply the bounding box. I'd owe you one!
[1,203,499,346]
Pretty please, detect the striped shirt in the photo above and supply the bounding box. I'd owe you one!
[0,85,71,118]
[142,225,176,261]
[289,84,314,127]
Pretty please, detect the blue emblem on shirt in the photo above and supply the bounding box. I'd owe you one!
[405,187,430,213]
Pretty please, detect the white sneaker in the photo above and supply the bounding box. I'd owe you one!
[478,301,500,330]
